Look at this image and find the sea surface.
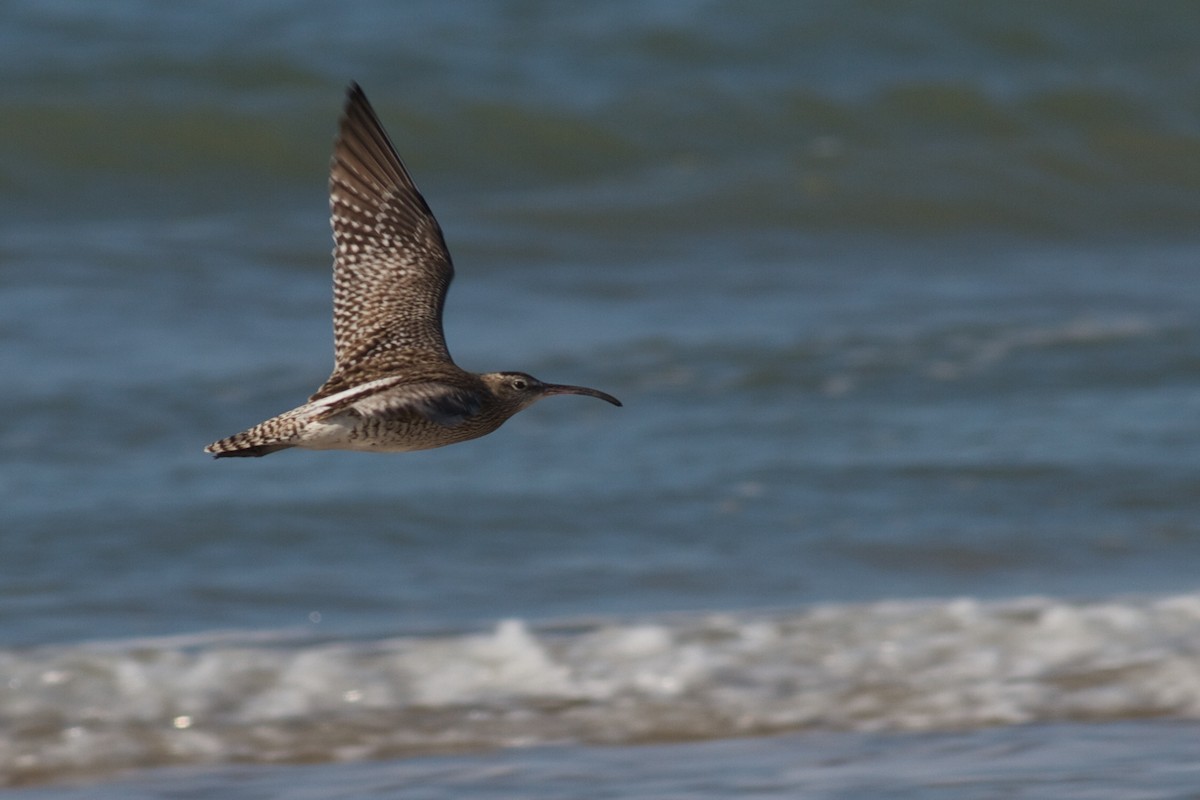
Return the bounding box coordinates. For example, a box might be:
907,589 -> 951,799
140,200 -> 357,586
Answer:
4,1 -> 1200,796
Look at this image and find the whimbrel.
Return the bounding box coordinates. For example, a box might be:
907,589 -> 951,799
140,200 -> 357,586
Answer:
205,84 -> 620,458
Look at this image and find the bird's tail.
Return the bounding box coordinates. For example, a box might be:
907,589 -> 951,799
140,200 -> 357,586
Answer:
204,411 -> 307,458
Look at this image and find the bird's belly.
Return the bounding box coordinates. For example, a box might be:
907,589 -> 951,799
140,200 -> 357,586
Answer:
296,413 -> 484,453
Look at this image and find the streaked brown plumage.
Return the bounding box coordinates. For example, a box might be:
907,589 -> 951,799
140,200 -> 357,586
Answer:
205,83 -> 620,458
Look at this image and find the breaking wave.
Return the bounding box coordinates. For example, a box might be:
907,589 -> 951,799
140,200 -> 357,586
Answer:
5,591 -> 1200,785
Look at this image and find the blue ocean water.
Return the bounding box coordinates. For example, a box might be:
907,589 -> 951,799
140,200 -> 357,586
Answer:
3,1 -> 1200,793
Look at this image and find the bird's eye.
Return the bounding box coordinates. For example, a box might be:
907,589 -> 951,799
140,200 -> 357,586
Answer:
511,377 -> 528,390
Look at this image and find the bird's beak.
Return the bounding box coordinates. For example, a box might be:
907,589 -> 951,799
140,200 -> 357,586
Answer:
542,383 -> 622,407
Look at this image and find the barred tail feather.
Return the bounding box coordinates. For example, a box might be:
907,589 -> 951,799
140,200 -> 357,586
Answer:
204,412 -> 307,458
206,438 -> 295,458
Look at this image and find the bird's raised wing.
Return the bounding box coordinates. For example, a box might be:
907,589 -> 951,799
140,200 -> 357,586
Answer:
311,83 -> 455,401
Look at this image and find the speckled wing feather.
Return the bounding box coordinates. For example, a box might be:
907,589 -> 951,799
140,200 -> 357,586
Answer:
310,83 -> 455,401
304,374 -> 482,427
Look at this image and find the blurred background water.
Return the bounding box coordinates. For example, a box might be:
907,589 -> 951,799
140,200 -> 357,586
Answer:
3,1 -> 1200,796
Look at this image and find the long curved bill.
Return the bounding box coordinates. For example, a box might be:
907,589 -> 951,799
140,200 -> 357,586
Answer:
542,383 -> 623,407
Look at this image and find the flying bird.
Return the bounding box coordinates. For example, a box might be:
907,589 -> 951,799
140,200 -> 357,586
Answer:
206,84 -> 620,458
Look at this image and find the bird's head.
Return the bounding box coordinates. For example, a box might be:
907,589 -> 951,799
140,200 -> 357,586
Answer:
480,371 -> 622,413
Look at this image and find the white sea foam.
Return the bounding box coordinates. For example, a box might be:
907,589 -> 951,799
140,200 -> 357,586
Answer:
4,592 -> 1200,785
